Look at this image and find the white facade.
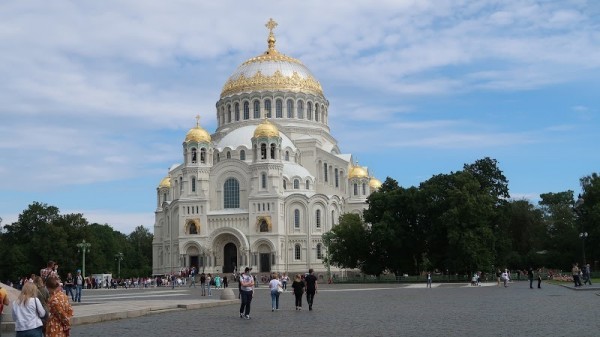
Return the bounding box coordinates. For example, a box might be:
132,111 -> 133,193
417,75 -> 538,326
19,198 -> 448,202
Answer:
152,21 -> 381,276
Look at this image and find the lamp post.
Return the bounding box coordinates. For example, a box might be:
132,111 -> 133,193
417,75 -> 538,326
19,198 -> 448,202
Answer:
579,232 -> 588,265
115,252 -> 124,278
574,195 -> 587,264
76,239 -> 91,279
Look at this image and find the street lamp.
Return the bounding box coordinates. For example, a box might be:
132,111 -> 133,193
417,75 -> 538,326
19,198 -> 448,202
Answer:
115,252 -> 124,278
76,239 -> 91,279
574,195 -> 587,264
579,232 -> 588,265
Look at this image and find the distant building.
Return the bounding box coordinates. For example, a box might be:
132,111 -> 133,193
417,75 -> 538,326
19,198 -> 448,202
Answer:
152,19 -> 381,276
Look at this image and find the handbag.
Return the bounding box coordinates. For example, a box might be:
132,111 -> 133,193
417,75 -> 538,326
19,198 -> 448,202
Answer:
34,298 -> 49,321
277,285 -> 284,293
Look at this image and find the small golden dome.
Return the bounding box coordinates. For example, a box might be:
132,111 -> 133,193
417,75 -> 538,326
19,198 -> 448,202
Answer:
369,177 -> 382,189
185,115 -> 211,143
254,119 -> 279,138
349,165 -> 368,179
158,176 -> 171,188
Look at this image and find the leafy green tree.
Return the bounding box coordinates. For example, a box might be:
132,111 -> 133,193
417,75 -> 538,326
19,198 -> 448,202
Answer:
579,173 -> 600,267
323,213 -> 369,271
538,191 -> 578,269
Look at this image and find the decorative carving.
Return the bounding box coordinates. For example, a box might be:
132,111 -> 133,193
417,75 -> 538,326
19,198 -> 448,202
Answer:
185,219 -> 201,235
221,70 -> 323,98
255,215 -> 272,232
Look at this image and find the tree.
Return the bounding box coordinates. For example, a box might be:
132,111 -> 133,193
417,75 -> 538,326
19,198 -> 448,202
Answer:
538,191 -> 578,269
579,173 -> 600,267
323,213 -> 369,271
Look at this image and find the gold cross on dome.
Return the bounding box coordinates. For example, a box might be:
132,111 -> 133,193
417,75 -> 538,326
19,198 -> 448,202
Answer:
195,114 -> 201,127
265,18 -> 278,34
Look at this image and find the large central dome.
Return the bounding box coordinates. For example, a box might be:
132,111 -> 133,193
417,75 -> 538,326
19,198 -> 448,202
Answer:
220,19 -> 323,99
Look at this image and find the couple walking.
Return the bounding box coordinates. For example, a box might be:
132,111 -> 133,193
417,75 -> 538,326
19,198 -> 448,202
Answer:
291,269 -> 318,311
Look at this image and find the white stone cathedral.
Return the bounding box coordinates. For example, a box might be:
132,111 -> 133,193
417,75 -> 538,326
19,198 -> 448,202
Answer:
152,19 -> 381,277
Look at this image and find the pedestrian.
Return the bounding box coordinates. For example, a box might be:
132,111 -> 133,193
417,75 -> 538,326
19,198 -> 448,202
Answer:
291,274 -> 305,310
74,270 -> 83,303
583,264 -> 592,285
239,267 -> 254,320
496,269 -> 501,287
501,269 -> 509,287
34,276 -> 49,334
572,263 -> 581,287
223,276 -> 228,288
40,261 -> 56,281
427,272 -> 432,288
45,277 -> 73,337
64,273 -> 75,301
189,268 -> 196,288
281,272 -> 289,291
1,283 -> 10,337
12,282 -> 46,337
170,274 -> 176,290
206,273 -> 213,296
528,267 -> 534,289
304,268 -> 318,311
268,272 -> 282,311
200,273 -> 206,296
537,268 -> 543,289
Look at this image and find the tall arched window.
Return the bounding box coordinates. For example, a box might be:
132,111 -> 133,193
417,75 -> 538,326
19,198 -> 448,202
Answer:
265,99 -> 272,118
283,180 -> 287,190
287,99 -> 294,118
306,180 -> 310,189
316,243 -> 323,259
362,183 -> 366,195
324,163 -> 328,182
354,183 -> 358,196
235,102 -> 240,121
226,151 -> 231,159
285,151 -> 289,161
200,148 -> 206,163
191,148 -> 197,163
294,244 -> 301,260
243,101 -> 250,120
260,143 -> 267,159
297,100 -> 304,119
261,173 -> 267,189
179,177 -> 183,192
224,178 -> 240,208
276,99 -> 283,118
315,104 -> 320,122
270,143 -> 276,159
307,102 -> 313,120
334,168 -> 339,187
294,179 -> 299,189
191,177 -> 196,192
240,150 -> 246,161
294,209 -> 300,228
227,105 -> 232,123
315,209 -> 321,228
331,210 -> 335,226
253,100 -> 260,119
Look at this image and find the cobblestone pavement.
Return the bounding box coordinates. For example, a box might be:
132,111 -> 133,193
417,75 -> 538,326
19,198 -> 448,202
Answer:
4,282 -> 600,336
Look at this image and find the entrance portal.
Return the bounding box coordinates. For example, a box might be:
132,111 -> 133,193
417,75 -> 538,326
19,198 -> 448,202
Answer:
260,253 -> 271,273
190,256 -> 199,269
223,243 -> 237,273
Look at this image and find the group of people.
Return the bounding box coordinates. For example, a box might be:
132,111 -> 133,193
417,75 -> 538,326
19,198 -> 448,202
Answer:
238,268 -> 318,320
9,260 -> 74,337
572,262 -> 593,287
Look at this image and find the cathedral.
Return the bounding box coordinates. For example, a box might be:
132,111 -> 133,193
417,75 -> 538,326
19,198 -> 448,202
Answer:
152,19 -> 381,277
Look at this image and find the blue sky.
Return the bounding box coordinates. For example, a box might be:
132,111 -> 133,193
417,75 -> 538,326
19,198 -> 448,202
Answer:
1,0 -> 599,234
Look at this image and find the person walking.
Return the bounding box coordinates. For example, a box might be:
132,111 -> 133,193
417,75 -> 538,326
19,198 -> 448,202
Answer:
572,263 -> 581,287
501,269 -> 510,287
537,268 -> 543,289
74,270 -> 83,303
304,268 -> 318,311
426,272 -> 432,288
45,277 -> 73,337
268,273 -> 282,311
528,267 -> 534,289
291,274 -> 305,310
64,273 -> 75,302
281,272 -> 289,291
583,264 -> 592,285
200,273 -> 206,296
188,268 -> 196,288
239,267 -> 254,320
206,273 -> 213,296
11,282 -> 46,337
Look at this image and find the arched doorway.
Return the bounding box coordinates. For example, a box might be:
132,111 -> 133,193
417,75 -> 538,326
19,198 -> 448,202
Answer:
223,242 -> 237,273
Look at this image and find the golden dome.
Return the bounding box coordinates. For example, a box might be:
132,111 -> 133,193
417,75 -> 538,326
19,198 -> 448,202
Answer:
158,176 -> 171,188
254,119 -> 279,138
185,115 -> 211,143
369,177 -> 382,189
349,165 -> 368,179
220,19 -> 323,99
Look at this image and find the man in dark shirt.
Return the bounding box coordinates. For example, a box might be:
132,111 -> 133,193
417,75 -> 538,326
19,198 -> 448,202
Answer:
304,268 -> 318,311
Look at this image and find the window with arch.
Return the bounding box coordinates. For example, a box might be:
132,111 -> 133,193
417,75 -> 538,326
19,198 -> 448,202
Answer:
191,177 -> 196,192
261,173 -> 267,189
315,209 -> 321,228
324,163 -> 328,182
240,150 -> 246,161
294,179 -> 299,189
259,220 -> 269,232
191,148 -> 197,163
179,177 -> 183,192
362,183 -> 366,195
316,243 -> 323,259
226,151 -> 231,159
307,102 -> 313,120
253,100 -> 260,119
283,179 -> 287,190
200,148 -> 206,163
305,180 -> 310,189
260,143 -> 267,159
189,222 -> 198,235
265,99 -> 272,118
276,99 -> 282,118
294,244 -> 301,260
331,210 -> 335,226
354,183 -> 358,196
285,151 -> 289,161
224,178 -> 240,208
227,105 -> 232,123
243,101 -> 250,120
315,104 -> 320,122
235,102 -> 240,121
270,143 -> 276,159
297,100 -> 304,119
335,168 -> 339,187
221,106 -> 225,125
287,99 -> 294,118
294,209 -> 300,228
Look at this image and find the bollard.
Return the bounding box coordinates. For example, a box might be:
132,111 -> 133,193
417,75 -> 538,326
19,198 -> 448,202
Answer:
220,287 -> 236,300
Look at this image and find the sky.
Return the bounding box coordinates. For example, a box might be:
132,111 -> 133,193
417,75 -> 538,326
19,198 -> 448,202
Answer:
1,0 -> 599,234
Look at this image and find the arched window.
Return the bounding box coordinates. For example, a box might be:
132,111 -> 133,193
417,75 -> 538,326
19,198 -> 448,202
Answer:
200,148 -> 206,163
307,102 -> 313,120
294,179 -> 299,189
253,100 -> 260,119
297,100 -> 304,119
179,177 -> 183,192
226,151 -> 231,159
306,180 -> 310,189
294,244 -> 301,260
324,163 -> 328,182
294,209 -> 300,228
224,178 -> 240,208
265,99 -> 272,118
227,105 -> 232,123
260,220 -> 269,232
261,173 -> 267,189
243,101 -> 250,120
316,243 -> 323,259
331,210 -> 335,226
362,183 -> 366,195
287,99 -> 294,118
335,168 -> 339,188
276,99 -> 282,118
240,150 -> 246,161
285,151 -> 289,161
189,222 -> 198,235
191,148 -> 197,163
283,180 -> 287,189
235,102 -> 240,121
315,209 -> 321,228
191,177 -> 196,192
220,107 -> 225,125
270,143 -> 276,159
315,104 -> 320,122
260,143 -> 267,159
354,183 -> 358,196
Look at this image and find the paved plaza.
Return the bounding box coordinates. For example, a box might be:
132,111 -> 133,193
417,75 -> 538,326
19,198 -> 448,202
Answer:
2,281 -> 599,336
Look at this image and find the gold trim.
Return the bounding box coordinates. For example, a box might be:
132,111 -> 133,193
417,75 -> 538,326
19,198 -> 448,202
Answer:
221,70 -> 323,98
255,215 -> 272,232
185,219 -> 201,235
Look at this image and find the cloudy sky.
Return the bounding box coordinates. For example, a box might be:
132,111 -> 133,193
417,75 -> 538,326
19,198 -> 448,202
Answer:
1,0 -> 598,234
